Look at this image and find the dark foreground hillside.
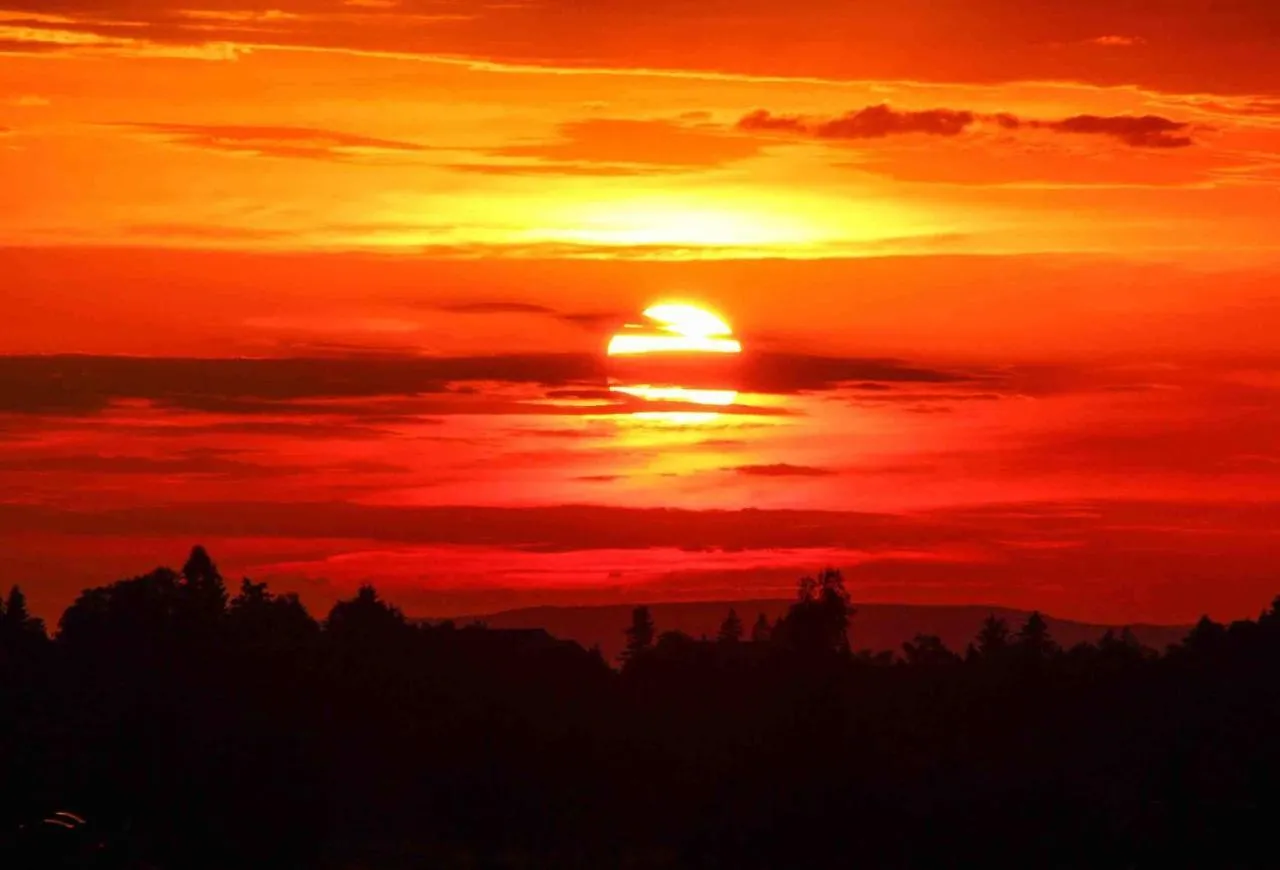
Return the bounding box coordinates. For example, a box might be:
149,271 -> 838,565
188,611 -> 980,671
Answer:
461,600 -> 1191,662
2,548 -> 1279,869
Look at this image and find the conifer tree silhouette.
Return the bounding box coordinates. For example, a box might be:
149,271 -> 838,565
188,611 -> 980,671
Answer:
718,608 -> 743,643
620,605 -> 656,662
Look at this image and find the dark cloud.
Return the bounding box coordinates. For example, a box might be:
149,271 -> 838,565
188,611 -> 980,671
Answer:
742,105 -> 975,139
738,105 -> 1196,149
740,353 -> 976,394
119,122 -> 428,161
847,390 -> 1007,406
732,463 -> 836,477
0,353 -> 979,416
735,111 -> 812,134
271,342 -> 435,360
0,354 -> 600,415
0,450 -> 247,475
556,311 -> 625,330
134,420 -> 419,439
544,389 -> 617,400
1043,114 -> 1194,148
3,499 -> 1276,559
0,449 -> 406,477
427,300 -> 624,331
506,427 -> 604,439
0,38 -> 77,54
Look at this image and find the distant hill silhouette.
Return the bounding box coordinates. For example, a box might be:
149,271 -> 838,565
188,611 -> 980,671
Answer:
452,600 -> 1192,662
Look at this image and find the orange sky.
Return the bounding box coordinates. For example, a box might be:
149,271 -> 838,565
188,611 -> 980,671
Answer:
2,1 -> 1279,626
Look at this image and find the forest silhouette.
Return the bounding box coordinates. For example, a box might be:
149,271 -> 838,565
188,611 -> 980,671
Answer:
3,547 -> 1280,868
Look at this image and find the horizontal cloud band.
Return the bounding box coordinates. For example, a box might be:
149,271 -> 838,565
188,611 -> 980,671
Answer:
738,104 -> 1196,148
0,353 -> 977,415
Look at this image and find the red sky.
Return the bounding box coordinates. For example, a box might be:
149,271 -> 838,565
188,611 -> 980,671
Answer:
2,1 -> 1279,625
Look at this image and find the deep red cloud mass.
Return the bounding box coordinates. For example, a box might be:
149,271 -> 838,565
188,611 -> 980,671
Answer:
0,353 -> 980,415
732,464 -> 837,477
738,106 -> 1195,148
739,107 -> 977,139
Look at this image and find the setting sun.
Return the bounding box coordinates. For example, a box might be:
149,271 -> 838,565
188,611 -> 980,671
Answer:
4,3 -> 1280,860
607,303 -> 743,356
605,302 -> 744,422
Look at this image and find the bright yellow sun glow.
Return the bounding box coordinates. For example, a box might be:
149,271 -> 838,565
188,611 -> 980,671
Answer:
607,302 -> 743,356
643,304 -> 732,337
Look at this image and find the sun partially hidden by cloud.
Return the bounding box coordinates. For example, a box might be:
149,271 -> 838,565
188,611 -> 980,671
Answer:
607,302 -> 744,423
607,302 -> 742,356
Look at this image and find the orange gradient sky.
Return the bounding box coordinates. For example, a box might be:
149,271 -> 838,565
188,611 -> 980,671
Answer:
2,1 -> 1279,625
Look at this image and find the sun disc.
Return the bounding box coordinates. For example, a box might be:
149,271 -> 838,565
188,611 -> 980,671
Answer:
643,303 -> 733,338
607,302 -> 742,357
605,302 -> 743,424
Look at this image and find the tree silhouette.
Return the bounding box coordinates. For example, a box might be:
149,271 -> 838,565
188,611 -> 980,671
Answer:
325,583 -> 406,644
718,608 -> 743,643
228,578 -> 319,649
776,567 -> 853,655
620,605 -> 655,662
10,544 -> 1280,870
180,544 -> 228,615
4,585 -> 25,621
0,585 -> 46,651
2,586 -> 42,634
1015,611 -> 1057,659
57,567 -> 183,653
975,614 -> 1011,658
901,633 -> 957,667
1259,595 -> 1280,627
654,629 -> 697,655
1179,614 -> 1227,656
1095,626 -> 1151,665
750,613 -> 772,643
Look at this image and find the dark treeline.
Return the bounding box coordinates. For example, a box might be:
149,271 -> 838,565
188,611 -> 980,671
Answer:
3,550 -> 1280,868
